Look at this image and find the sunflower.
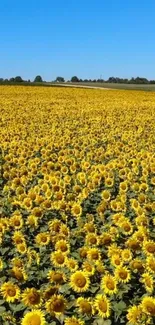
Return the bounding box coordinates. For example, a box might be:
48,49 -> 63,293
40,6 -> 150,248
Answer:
50,251 -> 66,267
107,244 -> 121,257
11,266 -> 27,282
143,240 -> 155,255
45,294 -> 66,315
141,296 -> 155,316
96,261 -> 105,274
22,288 -> 42,308
130,259 -> 144,273
48,219 -> 62,233
43,285 -> 59,300
12,230 -> 25,245
70,271 -> 90,292
146,256 -> 155,273
141,273 -> 154,293
111,254 -> 122,267
55,239 -> 70,254
35,232 -> 50,246
26,215 -> 38,228
105,177 -> 114,187
10,213 -> 23,229
0,258 -> 3,270
71,203 -> 82,218
101,275 -> 118,295
120,220 -> 133,235
126,238 -> 141,252
16,242 -> 27,254
94,294 -> 111,318
85,233 -> 99,246
47,270 -> 66,284
21,309 -> 46,325
64,316 -> 85,325
82,260 -> 95,275
126,305 -> 143,324
66,258 -> 78,272
83,222 -> 96,233
77,297 -> 93,315
115,266 -> 131,283
121,249 -> 132,262
79,246 -> 88,259
12,257 -> 23,268
101,190 -> 111,202
42,199 -> 52,210
99,233 -> 112,246
87,248 -> 101,262
1,281 -> 20,302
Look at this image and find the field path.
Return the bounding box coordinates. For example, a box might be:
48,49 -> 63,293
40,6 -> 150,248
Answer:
54,83 -> 113,90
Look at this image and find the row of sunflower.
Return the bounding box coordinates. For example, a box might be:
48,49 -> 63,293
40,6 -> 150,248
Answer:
0,85 -> 155,325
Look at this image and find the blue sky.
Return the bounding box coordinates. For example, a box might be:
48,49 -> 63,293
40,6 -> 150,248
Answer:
0,0 -> 155,81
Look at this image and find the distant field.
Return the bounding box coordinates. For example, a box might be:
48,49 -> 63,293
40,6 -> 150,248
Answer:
63,82 -> 155,91
1,82 -> 155,91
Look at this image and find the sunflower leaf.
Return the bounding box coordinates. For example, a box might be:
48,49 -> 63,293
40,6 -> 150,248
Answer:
0,306 -> 6,312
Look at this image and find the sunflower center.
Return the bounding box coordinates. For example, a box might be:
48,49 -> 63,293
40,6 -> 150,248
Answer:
53,273 -> 63,283
7,288 -> 16,297
98,300 -> 107,312
29,314 -> 41,325
75,275 -> 86,288
149,262 -> 155,271
81,302 -> 92,313
91,252 -> 99,260
146,303 -> 155,315
29,293 -> 40,304
53,299 -> 65,312
60,245 -> 67,252
56,255 -> 65,264
14,220 -> 20,226
145,278 -> 151,287
14,269 -> 23,280
41,236 -> 47,243
19,245 -> 26,252
147,245 -> 155,253
106,280 -> 115,290
123,224 -> 131,232
119,270 -> 127,279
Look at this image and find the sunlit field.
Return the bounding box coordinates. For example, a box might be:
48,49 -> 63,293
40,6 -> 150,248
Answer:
0,86 -> 155,325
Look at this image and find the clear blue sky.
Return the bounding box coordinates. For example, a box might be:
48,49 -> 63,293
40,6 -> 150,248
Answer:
0,0 -> 155,81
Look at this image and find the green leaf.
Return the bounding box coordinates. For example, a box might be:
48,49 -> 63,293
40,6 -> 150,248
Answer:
93,319 -> 111,325
0,300 -> 5,305
9,303 -> 26,312
90,285 -> 99,293
0,306 -> 6,313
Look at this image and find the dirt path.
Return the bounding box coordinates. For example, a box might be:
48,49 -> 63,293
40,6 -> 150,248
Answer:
55,83 -> 112,90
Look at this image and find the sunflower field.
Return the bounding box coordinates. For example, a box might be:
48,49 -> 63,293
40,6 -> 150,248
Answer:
0,86 -> 155,325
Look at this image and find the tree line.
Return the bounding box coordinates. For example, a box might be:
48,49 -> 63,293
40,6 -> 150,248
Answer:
0,75 -> 155,84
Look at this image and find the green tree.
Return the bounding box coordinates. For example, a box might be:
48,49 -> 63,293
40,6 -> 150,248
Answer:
14,76 -> 23,82
71,76 -> 79,82
56,76 -> 65,82
34,75 -> 43,82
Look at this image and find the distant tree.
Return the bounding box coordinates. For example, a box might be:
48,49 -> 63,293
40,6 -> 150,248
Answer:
79,79 -> 83,82
28,79 -> 31,83
84,79 -> 88,82
71,76 -> 79,82
9,77 -> 15,82
34,75 -> 43,82
93,79 -> 96,82
56,76 -> 65,82
14,76 -> 23,82
0,78 -> 4,82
